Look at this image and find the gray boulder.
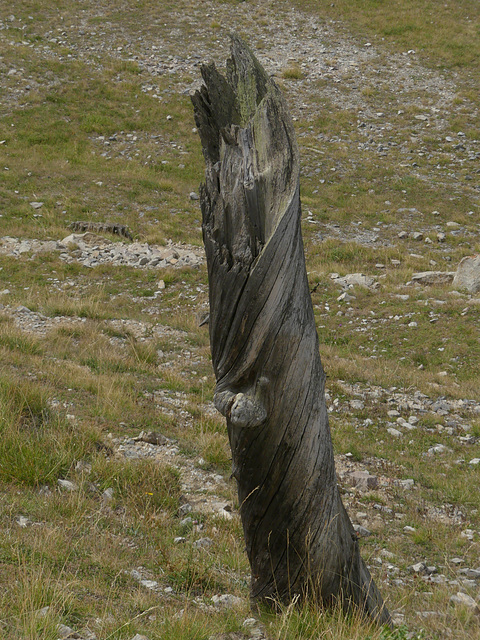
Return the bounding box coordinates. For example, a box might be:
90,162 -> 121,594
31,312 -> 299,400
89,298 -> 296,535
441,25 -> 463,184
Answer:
453,254 -> 480,293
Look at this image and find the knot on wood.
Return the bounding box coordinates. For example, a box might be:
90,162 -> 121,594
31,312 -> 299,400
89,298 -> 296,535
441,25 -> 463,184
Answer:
214,384 -> 267,429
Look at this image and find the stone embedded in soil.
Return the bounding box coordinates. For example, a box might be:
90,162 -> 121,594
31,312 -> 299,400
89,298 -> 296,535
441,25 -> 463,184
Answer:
409,562 -> 428,575
211,594 -> 244,609
177,503 -> 192,517
450,592 -> 479,610
194,537 -> 213,549
349,470 -> 378,491
57,479 -> 77,491
411,271 -> 455,285
453,254 -> 480,294
353,523 -> 372,537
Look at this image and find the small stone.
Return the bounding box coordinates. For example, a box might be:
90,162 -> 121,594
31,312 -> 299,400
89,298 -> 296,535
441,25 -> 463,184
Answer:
140,579 -> 158,590
189,191 -> 200,201
469,458 -> 480,465
130,635 -> 151,640
102,488 -> 114,502
57,624 -> 74,639
349,399 -> 364,410
134,431 -> 169,446
178,503 -> 192,517
211,594 -> 243,608
404,526 -> 416,533
460,568 -> 480,580
353,524 -> 371,537
350,471 -> 378,491
57,479 -> 77,491
16,515 -> 31,527
180,517 -> 193,528
450,557 -> 464,566
437,232 -> 446,242
427,444 -> 448,455
450,592 -> 478,610
391,613 -> 405,626
387,428 -> 403,438
194,537 -> 213,549
157,279 -> 165,289
174,537 -> 186,544
461,529 -> 475,540
29,201 -> 44,209
411,231 -> 423,241
409,562 -> 427,575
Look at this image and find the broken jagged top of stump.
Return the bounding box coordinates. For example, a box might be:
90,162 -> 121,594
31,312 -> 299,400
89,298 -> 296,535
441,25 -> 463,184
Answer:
192,35 -> 300,250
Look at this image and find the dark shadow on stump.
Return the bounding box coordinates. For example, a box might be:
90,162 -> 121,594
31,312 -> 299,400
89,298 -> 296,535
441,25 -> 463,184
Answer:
192,35 -> 391,626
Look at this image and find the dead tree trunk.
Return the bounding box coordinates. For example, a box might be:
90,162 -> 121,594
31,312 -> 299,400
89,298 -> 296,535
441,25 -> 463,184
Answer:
192,36 -> 391,626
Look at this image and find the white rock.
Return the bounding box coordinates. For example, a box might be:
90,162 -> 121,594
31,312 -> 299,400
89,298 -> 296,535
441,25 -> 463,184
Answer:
57,479 -> 77,491
140,579 -> 158,590
16,515 -> 31,527
335,273 -> 376,289
387,428 -> 403,438
450,592 -> 478,609
427,444 -> 449,455
212,594 -> 243,609
409,562 -> 427,574
453,254 -> 480,294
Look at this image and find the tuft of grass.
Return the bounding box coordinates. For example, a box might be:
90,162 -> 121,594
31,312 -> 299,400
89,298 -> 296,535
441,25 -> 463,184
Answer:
0,376 -> 99,486
282,64 -> 304,80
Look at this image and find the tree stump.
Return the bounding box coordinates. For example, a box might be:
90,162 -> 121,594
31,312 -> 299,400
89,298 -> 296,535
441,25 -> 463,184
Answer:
192,36 -> 391,625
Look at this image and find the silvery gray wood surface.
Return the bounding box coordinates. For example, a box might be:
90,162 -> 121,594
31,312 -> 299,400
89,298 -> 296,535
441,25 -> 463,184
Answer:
192,36 -> 390,625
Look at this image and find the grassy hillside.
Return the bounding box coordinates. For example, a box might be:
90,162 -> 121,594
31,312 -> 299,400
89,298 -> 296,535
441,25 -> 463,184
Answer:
1,1 -> 479,638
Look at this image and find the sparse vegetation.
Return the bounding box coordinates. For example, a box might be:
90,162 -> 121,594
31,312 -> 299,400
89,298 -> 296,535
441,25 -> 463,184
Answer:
1,0 -> 480,638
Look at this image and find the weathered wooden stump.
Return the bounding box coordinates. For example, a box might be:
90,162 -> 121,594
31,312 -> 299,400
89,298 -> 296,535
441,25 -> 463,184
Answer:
192,36 -> 391,625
